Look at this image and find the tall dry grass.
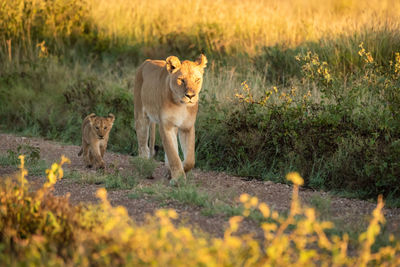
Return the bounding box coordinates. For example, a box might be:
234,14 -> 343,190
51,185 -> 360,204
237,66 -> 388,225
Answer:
87,0 -> 400,54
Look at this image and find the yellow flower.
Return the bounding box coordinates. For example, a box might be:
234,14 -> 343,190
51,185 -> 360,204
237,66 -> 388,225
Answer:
286,172 -> 304,186
228,216 -> 243,232
168,209 -> 178,219
239,193 -> 250,203
96,188 -> 108,202
258,203 -> 270,218
250,196 -> 258,207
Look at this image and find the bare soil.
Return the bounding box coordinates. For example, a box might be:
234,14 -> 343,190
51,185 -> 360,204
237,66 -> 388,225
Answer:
1,133 -> 399,239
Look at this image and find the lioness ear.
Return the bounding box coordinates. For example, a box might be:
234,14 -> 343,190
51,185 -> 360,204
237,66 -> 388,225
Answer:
108,113 -> 115,123
196,54 -> 207,69
166,56 -> 181,73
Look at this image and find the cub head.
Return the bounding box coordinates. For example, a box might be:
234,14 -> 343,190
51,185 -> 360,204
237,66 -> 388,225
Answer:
88,113 -> 115,139
165,54 -> 207,105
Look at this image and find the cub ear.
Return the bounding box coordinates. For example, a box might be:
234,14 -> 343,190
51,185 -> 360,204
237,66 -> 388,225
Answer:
87,113 -> 96,124
166,56 -> 181,73
108,113 -> 115,123
195,54 -> 207,69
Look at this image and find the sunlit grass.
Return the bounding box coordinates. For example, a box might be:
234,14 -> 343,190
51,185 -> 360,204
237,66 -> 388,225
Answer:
87,0 -> 400,54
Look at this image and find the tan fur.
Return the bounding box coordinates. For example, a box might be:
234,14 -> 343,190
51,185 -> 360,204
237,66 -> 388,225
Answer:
78,113 -> 115,169
134,54 -> 207,181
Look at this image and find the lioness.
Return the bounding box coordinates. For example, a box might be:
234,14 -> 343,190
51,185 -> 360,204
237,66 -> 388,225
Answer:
134,54 -> 207,182
78,113 -> 115,169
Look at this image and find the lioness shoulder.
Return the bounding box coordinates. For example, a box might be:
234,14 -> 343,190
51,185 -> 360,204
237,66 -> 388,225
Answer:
134,54 -> 207,182
78,113 -> 115,169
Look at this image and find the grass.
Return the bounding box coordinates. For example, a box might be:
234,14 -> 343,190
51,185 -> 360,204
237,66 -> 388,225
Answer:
64,171 -> 138,189
128,177 -> 400,252
307,194 -> 332,220
64,156 -> 157,189
130,157 -> 158,179
129,179 -> 274,223
1,0 -> 400,205
0,145 -> 47,176
129,181 -> 209,207
308,194 -> 400,251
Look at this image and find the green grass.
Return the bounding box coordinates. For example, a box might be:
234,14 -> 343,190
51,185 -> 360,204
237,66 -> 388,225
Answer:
0,145 -> 48,176
306,197 -> 400,252
65,170 -> 138,190
63,157 -> 157,189
130,182 -> 208,206
130,157 -> 158,179
128,180 -> 399,252
129,180 -> 269,223
307,194 -> 332,220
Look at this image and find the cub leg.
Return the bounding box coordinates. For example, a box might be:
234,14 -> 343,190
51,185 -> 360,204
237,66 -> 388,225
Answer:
135,114 -> 151,158
178,127 -> 195,173
100,143 -> 107,158
83,142 -> 92,168
90,143 -> 105,169
160,124 -> 184,180
89,150 -> 94,168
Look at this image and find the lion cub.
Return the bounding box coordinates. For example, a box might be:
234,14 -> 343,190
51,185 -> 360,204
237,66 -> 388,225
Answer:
78,113 -> 115,169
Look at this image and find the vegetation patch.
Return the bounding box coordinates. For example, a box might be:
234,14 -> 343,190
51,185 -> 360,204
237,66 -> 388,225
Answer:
0,144 -> 47,175
1,158 -> 399,266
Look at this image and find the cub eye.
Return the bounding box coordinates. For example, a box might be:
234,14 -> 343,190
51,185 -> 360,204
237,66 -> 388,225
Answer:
179,78 -> 185,84
104,127 -> 107,130
95,126 -> 99,130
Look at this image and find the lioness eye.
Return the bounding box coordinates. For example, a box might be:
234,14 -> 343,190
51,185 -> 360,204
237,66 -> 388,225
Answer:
96,126 -> 99,130
195,78 -> 201,83
179,78 -> 185,84
104,127 -> 107,129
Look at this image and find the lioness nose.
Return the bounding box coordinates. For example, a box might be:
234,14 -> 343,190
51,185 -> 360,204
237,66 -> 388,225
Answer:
185,93 -> 195,99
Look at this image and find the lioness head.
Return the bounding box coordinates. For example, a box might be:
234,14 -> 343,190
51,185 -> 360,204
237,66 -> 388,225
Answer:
88,113 -> 115,139
165,54 -> 207,105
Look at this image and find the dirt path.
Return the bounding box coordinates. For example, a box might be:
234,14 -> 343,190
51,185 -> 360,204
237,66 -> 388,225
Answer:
1,133 -> 399,239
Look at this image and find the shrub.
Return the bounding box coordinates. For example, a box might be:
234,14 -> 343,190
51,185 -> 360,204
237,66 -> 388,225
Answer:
194,46 -> 400,201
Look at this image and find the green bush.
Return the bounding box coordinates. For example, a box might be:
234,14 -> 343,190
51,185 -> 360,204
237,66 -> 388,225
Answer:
194,47 -> 400,201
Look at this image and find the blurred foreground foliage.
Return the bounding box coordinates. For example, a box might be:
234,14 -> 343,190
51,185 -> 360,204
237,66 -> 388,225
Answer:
1,156 -> 400,266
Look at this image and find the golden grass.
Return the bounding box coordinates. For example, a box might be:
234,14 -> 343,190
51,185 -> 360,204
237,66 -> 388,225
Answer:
88,0 -> 400,54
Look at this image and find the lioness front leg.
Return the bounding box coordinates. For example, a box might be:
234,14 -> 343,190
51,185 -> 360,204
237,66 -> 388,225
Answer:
160,124 -> 185,180
179,127 -> 195,173
135,114 -> 151,158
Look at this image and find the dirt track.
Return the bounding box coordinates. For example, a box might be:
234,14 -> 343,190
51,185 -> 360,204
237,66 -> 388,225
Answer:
0,133 -> 399,238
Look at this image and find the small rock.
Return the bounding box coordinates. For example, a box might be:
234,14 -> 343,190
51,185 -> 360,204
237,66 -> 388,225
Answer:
264,181 -> 273,186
